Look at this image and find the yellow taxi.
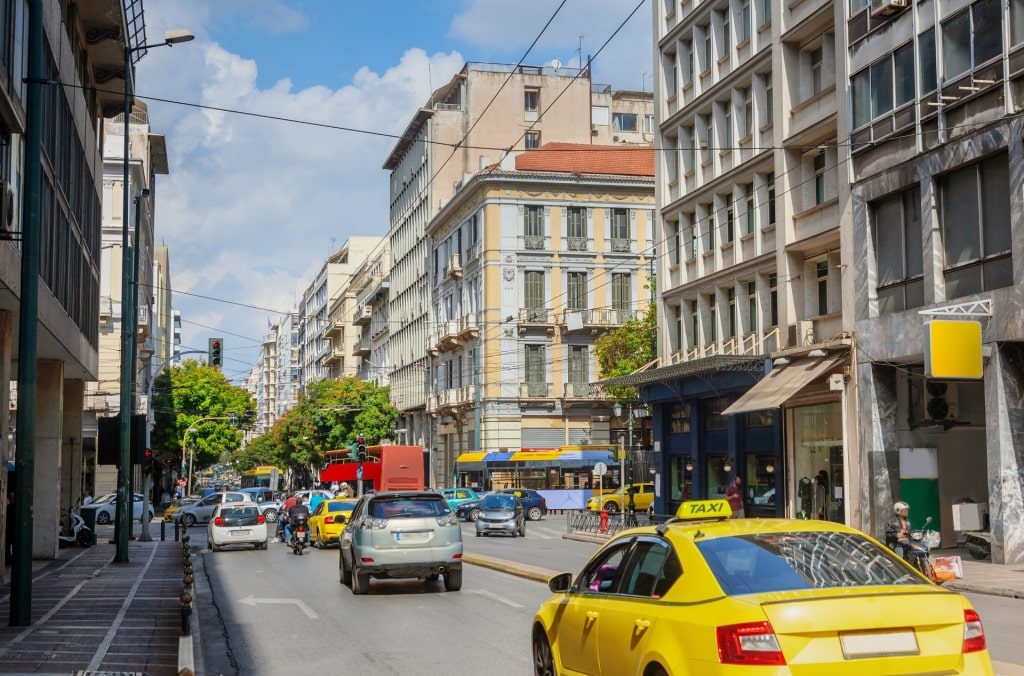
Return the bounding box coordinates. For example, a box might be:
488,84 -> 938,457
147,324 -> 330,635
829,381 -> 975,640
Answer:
585,482 -> 655,513
532,499 -> 993,675
308,498 -> 357,548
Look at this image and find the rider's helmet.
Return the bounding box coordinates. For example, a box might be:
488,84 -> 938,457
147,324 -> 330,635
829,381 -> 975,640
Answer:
893,501 -> 910,514
340,482 -> 348,489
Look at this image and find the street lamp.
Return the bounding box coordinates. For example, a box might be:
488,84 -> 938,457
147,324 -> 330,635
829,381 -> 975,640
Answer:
613,401 -> 646,526
116,28 -> 193,563
180,416 -> 232,497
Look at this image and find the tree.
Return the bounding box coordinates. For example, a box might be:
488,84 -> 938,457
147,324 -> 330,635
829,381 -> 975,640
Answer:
233,376 -> 398,483
594,301 -> 657,403
151,360 -> 255,474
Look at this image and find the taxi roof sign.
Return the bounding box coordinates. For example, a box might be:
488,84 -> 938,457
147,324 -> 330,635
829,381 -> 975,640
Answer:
675,499 -> 732,520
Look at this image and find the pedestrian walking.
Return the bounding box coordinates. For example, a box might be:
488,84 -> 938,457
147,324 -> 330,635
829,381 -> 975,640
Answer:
726,476 -> 745,518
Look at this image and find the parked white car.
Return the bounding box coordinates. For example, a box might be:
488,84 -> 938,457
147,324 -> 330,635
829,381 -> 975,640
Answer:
174,490 -> 254,527
82,493 -> 154,525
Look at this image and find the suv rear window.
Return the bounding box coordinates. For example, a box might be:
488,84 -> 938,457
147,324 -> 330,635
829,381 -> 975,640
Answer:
697,532 -> 930,595
369,496 -> 449,519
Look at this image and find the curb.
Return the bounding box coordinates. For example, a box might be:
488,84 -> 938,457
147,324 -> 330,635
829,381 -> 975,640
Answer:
178,635 -> 194,676
461,552 -> 559,583
995,660 -> 1024,676
944,581 -> 1024,600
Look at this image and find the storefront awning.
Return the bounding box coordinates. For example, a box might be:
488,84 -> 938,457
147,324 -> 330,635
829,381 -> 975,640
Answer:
722,355 -> 844,415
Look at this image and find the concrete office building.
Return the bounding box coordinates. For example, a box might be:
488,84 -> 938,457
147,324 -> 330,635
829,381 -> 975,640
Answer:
845,0 -> 1024,562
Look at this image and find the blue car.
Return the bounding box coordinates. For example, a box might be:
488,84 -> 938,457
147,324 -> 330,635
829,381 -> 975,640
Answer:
456,488 -> 548,522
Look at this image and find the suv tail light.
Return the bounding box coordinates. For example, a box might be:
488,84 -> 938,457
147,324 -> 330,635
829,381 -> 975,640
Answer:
213,517 -> 224,527
360,516 -> 389,530
963,609 -> 986,653
717,621 -> 786,665
436,512 -> 458,527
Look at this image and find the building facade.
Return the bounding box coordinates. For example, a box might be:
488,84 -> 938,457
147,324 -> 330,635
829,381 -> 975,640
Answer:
1,0 -> 133,567
644,0 -> 858,523
845,0 -> 1024,562
427,144 -> 655,488
383,62 -> 655,485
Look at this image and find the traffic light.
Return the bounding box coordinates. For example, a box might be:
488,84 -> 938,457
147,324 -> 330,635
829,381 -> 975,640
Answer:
208,337 -> 224,368
357,435 -> 366,463
143,449 -> 154,475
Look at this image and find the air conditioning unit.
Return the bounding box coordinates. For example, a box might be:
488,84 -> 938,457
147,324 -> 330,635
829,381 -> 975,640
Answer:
925,381 -> 959,421
789,320 -> 815,346
0,179 -> 15,239
871,0 -> 908,19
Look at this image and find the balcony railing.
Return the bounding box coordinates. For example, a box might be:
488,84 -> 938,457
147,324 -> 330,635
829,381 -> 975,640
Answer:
669,326 -> 781,365
561,307 -> 636,330
458,312 -> 479,339
563,381 -> 600,398
352,338 -> 371,356
566,236 -> 590,252
353,305 -> 372,325
520,382 -> 553,398
609,238 -> 631,253
518,307 -> 554,325
524,235 -> 545,250
466,241 -> 483,262
446,252 -> 463,279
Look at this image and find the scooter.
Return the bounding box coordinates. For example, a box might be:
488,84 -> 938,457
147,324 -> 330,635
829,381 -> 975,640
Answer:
904,516 -> 941,584
58,505 -> 95,548
963,530 -> 992,560
289,513 -> 309,555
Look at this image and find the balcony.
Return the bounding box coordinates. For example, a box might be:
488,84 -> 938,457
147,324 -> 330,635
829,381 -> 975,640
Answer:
352,337 -> 371,356
322,319 -> 345,339
520,382 -> 554,400
561,307 -> 636,332
609,238 -> 631,253
434,320 -> 462,353
99,295 -> 113,319
353,305 -> 372,325
517,307 -> 555,331
566,236 -> 591,252
465,241 -> 483,263
457,312 -> 479,339
563,381 -> 601,399
668,326 -> 781,365
523,235 -> 546,250
446,253 -> 463,279
427,385 -> 476,414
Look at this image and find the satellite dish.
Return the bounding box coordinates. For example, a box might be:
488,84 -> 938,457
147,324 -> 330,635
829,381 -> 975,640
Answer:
551,58 -> 562,70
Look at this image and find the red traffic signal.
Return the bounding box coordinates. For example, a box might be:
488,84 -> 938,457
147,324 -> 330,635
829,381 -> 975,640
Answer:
208,337 -> 224,368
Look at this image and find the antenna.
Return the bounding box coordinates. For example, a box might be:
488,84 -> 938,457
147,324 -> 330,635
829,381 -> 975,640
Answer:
578,35 -> 586,71
551,58 -> 562,70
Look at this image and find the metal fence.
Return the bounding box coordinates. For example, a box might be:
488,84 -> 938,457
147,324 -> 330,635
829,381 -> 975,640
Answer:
566,510 -> 662,537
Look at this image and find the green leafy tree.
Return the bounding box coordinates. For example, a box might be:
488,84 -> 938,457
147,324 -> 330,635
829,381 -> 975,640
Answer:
594,301 -> 657,403
231,376 -> 398,482
151,360 -> 255,474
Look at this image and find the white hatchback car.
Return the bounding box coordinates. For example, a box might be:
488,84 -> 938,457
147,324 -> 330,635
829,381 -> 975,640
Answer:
207,502 -> 268,551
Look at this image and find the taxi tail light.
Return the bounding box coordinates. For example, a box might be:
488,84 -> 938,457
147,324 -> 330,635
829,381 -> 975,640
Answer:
717,621 -> 786,666
256,515 -> 266,525
324,516 -> 335,524
213,517 -> 224,527
963,609 -> 986,653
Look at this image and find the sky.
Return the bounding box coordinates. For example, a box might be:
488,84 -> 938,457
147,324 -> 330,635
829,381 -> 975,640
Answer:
136,0 -> 654,385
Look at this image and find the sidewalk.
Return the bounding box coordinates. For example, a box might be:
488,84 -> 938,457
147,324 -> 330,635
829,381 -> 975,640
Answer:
0,526 -> 196,676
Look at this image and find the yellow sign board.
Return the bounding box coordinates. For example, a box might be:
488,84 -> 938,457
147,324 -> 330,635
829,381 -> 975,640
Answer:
925,320 -> 983,379
675,499 -> 732,519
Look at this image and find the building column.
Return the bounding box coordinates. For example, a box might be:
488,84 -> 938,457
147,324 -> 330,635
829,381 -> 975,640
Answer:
984,342 -> 1024,564
33,360 -> 63,559
0,311 -> 12,583
857,361 -> 900,539
61,380 -> 84,508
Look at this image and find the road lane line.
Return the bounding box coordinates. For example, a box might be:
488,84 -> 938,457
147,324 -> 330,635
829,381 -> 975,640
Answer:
467,588 -> 525,608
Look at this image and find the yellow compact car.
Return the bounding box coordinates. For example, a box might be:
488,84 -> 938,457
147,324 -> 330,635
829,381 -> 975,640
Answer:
585,482 -> 656,513
308,498 -> 357,548
533,499 -> 993,675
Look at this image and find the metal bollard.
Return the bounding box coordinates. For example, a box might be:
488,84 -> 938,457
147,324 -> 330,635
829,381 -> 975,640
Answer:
160,519 -> 166,541
174,520 -> 180,542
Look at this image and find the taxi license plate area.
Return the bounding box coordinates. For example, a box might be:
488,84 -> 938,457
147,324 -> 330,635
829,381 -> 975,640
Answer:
840,630 -> 919,659
230,530 -> 252,537
394,531 -> 430,542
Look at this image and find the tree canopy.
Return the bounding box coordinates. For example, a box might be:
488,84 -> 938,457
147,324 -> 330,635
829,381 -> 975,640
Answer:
236,376 -> 398,483
594,300 -> 657,403
150,360 -> 255,474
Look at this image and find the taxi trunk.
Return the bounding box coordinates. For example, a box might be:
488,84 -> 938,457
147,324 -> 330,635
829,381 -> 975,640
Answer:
752,588 -> 981,674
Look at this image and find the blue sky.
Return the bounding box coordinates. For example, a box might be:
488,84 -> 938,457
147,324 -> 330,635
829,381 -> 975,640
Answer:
137,0 -> 653,384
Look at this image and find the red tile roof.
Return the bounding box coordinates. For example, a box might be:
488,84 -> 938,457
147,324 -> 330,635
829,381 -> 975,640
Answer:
514,143 -> 654,177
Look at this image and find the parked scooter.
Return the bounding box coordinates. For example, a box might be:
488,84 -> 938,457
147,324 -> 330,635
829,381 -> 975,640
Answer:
963,530 -> 992,560
59,505 -> 95,547
289,513 -> 309,555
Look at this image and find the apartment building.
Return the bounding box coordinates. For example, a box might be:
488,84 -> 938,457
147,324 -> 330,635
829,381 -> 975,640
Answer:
426,144 -> 654,488
351,245 -> 391,386
383,61 -> 654,483
0,1 -> 131,563
91,102 -> 169,496
846,0 -> 1024,563
636,0 -> 857,523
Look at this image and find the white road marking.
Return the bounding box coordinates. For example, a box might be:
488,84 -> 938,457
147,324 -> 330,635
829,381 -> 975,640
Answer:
467,588 -> 525,608
238,594 -> 319,619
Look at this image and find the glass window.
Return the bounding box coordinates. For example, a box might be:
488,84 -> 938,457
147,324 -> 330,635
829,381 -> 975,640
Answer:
725,202 -> 734,243
814,152 -> 826,204
942,9 -> 973,79
851,68 -> 870,128
568,346 -> 588,386
524,89 -> 539,112
705,396 -> 728,431
613,113 -> 639,132
741,0 -> 751,41
525,205 -> 544,239
746,453 -> 777,507
791,402 -> 843,522
524,271 -> 545,316
708,294 -> 717,341
682,40 -> 693,83
1014,0 -> 1024,46
766,172 -> 776,225
721,8 -> 731,53
870,58 -> 893,118
701,113 -> 713,161
745,183 -> 755,234
764,73 -> 773,125
747,280 -> 757,332
816,260 -> 829,316
973,0 -> 1003,65
705,204 -> 716,249
723,103 -> 732,147
703,25 -> 712,70
690,299 -> 699,344
873,186 -> 924,315
940,152 -> 1012,298
567,271 -> 588,311
670,456 -> 694,502
567,206 -> 587,247
525,344 -> 546,385
810,47 -> 824,95
768,272 -> 778,326
610,209 -> 629,247
759,0 -> 771,26
612,273 -> 631,322
618,540 -> 681,597
742,87 -> 752,137
893,43 -> 915,107
919,29 -> 937,95
728,287 -> 737,337
573,541 -> 631,594
525,130 -> 540,149
669,402 -> 691,433
644,114 -> 656,134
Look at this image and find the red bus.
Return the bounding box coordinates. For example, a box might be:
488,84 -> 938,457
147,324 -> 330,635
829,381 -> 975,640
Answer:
320,445 -> 425,492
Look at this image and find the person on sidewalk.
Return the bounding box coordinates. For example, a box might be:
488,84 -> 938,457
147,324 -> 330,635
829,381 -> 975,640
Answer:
725,476 -> 745,518
81,489 -> 94,506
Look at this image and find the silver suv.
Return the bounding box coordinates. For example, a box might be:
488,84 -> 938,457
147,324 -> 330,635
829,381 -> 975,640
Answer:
339,491 -> 463,594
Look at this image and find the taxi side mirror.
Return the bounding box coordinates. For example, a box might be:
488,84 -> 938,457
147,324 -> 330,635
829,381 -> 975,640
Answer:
548,572 -> 573,593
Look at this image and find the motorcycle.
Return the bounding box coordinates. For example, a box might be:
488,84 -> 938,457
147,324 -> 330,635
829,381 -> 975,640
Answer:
58,505 -> 95,548
896,516 -> 942,584
289,513 -> 309,555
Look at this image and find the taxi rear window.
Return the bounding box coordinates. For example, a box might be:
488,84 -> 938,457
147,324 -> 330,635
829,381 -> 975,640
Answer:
696,532 -> 930,595
328,502 -> 355,513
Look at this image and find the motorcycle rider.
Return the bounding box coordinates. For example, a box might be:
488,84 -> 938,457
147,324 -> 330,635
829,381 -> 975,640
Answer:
284,495 -> 311,546
885,501 -> 912,560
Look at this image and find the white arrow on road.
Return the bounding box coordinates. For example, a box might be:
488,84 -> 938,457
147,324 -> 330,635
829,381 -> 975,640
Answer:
238,595 -> 319,619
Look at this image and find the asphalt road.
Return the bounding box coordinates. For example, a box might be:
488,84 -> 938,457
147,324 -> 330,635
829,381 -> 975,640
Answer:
188,516 -> 1024,674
